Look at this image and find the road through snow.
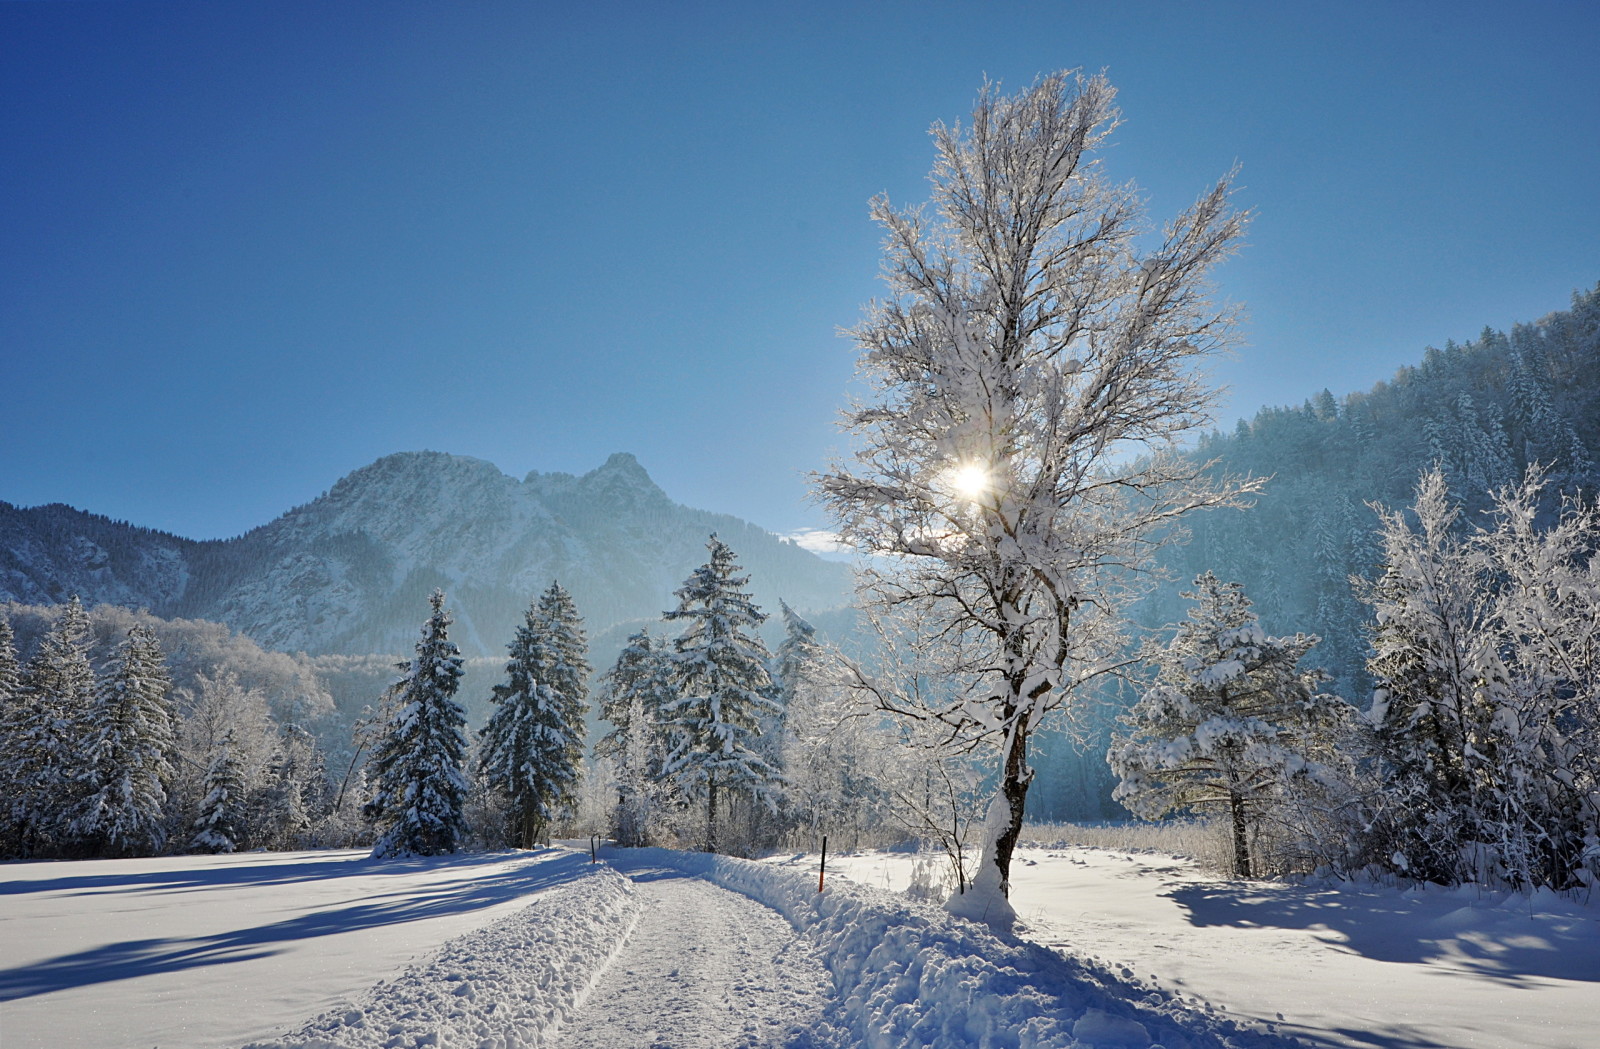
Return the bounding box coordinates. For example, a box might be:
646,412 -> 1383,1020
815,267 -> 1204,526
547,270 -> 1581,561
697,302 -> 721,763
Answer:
555,858 -> 830,1049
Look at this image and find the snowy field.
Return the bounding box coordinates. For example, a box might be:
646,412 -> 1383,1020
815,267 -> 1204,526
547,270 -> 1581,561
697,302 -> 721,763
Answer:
811,846 -> 1600,1049
3,843 -> 1597,1049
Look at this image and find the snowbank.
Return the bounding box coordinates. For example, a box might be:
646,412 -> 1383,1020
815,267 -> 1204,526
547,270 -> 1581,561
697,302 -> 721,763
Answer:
243,857 -> 639,1049
633,847 -> 1296,1049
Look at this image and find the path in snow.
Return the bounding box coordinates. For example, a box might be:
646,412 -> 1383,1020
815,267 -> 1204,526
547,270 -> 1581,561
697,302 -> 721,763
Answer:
554,859 -> 831,1049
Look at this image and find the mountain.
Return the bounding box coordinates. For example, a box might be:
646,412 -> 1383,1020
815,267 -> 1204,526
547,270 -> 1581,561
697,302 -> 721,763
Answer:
0,451 -> 852,658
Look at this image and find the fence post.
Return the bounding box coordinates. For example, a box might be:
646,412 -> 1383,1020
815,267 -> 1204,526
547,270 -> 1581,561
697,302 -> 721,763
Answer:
818,834 -> 828,893
590,834 -> 598,864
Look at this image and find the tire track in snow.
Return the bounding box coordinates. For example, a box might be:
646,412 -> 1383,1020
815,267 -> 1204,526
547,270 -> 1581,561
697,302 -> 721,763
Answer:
553,865 -> 830,1049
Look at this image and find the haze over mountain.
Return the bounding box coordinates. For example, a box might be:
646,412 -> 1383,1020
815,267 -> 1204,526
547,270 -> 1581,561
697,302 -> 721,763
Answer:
0,451 -> 852,658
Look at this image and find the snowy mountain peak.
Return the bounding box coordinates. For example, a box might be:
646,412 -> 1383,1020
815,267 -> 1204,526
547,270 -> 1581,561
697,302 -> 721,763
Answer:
1,451 -> 851,659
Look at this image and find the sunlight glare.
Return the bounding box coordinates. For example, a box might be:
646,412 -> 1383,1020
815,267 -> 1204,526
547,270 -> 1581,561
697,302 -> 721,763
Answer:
948,462 -> 990,503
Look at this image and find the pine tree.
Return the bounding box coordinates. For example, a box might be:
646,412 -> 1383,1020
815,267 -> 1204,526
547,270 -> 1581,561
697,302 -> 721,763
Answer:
663,535 -> 781,853
594,629 -> 676,846
73,625 -> 176,856
9,597 -> 98,855
367,589 -> 469,858
190,728 -> 246,854
479,582 -> 590,848
1109,574 -> 1354,878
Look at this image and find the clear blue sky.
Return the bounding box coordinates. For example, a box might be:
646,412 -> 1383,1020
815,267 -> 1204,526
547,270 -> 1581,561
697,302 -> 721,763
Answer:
3,1 -> 1596,541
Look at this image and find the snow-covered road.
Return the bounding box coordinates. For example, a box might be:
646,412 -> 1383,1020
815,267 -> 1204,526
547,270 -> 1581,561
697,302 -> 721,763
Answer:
554,859 -> 828,1049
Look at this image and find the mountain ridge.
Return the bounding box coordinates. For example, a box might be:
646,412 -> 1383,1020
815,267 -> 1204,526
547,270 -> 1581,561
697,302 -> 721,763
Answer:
0,451 -> 852,658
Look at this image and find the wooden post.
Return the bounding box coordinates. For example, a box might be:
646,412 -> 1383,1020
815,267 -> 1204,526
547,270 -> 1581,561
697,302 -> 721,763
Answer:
818,834 -> 828,893
590,834 -> 598,864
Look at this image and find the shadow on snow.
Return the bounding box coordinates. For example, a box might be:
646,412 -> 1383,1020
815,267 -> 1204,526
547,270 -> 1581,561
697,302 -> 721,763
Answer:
0,849 -> 589,1001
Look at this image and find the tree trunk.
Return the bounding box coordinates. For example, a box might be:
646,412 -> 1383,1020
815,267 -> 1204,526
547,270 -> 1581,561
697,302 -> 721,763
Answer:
1228,780 -> 1252,878
706,780 -> 719,853
986,720 -> 1033,897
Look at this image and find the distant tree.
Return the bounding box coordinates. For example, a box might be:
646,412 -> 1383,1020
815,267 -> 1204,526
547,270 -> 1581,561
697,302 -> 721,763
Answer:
594,629 -> 676,846
818,71 -> 1252,914
190,728 -> 246,854
367,589 -> 469,858
72,625 -> 176,857
1109,574 -> 1354,878
663,535 -> 781,853
479,582 -> 590,848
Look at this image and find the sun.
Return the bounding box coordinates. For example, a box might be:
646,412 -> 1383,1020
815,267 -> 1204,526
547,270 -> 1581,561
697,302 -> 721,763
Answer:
947,462 -> 991,503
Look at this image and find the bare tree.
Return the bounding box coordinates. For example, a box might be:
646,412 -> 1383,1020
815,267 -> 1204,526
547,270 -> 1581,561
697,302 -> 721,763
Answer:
819,71 -> 1254,919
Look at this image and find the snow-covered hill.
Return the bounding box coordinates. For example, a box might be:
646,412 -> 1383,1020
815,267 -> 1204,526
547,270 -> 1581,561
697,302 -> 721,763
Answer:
0,451 -> 851,656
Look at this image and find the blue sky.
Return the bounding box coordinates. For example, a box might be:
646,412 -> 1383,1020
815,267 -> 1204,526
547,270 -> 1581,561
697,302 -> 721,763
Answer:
2,1 -> 1596,541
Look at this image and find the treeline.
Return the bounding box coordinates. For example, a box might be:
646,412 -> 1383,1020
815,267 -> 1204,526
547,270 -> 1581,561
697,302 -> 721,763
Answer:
1157,282 -> 1600,696
0,598 -> 353,858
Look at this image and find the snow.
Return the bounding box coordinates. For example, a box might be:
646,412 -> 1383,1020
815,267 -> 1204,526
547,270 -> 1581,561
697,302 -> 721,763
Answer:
6,840 -> 1598,1049
815,845 -> 1600,1049
0,848 -> 603,1049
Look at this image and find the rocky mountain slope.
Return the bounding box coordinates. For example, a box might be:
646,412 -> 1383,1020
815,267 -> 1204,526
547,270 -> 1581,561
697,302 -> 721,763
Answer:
0,451 -> 852,657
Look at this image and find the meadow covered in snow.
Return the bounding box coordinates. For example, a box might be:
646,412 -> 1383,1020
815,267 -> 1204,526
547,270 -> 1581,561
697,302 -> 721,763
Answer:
4,841 -> 1596,1049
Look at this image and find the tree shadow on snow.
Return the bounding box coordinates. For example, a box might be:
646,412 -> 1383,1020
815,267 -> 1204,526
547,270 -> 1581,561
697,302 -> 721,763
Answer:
1165,880 -> 1600,987
0,848 -> 589,1001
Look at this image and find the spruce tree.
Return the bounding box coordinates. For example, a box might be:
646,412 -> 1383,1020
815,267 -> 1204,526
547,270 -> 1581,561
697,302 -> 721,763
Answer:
190,728 -> 246,854
479,582 -> 590,849
594,629 -> 676,845
663,534 -> 781,853
73,625 -> 176,856
1109,574 -> 1353,877
367,589 -> 469,858
0,614 -> 24,856
11,597 -> 98,855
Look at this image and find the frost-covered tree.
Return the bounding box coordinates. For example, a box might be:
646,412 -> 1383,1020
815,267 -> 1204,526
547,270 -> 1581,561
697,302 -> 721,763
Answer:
817,71 -> 1252,915
663,535 -> 782,853
7,596 -> 98,854
190,728 -> 246,854
0,614 -> 24,853
1365,466 -> 1600,888
1109,575 -> 1354,877
594,629 -> 676,846
479,582 -> 590,848
72,625 -> 176,857
367,589 -> 469,858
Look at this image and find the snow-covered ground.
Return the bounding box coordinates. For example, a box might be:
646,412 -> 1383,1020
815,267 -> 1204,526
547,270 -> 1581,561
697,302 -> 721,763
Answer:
0,848 -> 604,1049
812,846 -> 1600,1049
5,842 -> 1596,1049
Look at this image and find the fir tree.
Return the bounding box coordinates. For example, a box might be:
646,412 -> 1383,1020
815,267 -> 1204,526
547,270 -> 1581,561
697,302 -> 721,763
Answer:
594,629 -> 677,846
1109,574 -> 1354,878
663,534 -> 781,853
73,625 -> 176,857
367,589 -> 469,858
10,597 -> 97,854
0,614 -> 24,856
479,582 -> 590,849
190,728 -> 246,854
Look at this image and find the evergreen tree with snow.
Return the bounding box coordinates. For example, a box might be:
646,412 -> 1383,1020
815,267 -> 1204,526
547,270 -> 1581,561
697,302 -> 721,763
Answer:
663,534 -> 781,853
72,625 -> 176,857
0,614 -> 25,856
479,581 -> 590,849
8,597 -> 98,855
190,728 -> 246,853
594,629 -> 676,846
367,589 -> 469,858
1110,574 -> 1354,877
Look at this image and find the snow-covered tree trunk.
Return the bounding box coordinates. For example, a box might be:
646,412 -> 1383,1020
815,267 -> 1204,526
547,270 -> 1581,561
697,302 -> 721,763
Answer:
819,72 -> 1253,918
